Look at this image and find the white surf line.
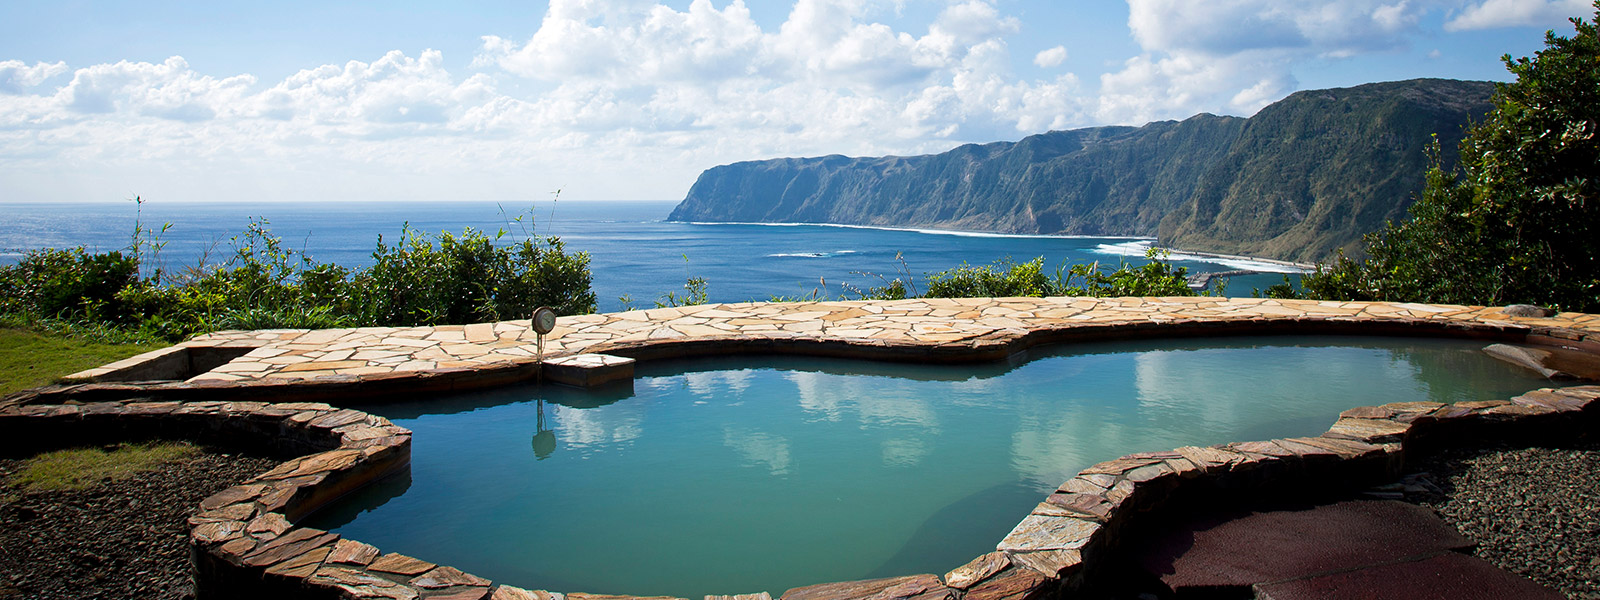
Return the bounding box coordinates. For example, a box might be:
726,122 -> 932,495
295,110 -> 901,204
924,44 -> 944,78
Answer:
1091,240 -> 1313,273
684,220 -> 1156,241
766,250 -> 860,258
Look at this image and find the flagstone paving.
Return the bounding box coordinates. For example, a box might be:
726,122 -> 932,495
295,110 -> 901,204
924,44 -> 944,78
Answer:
65,297 -> 1600,388
9,297 -> 1600,600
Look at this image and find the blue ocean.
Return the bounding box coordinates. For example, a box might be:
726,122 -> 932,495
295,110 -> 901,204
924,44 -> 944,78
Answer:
0,200 -> 1301,312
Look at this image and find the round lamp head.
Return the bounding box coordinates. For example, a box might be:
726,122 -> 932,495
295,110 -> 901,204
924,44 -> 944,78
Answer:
531,306 -> 558,335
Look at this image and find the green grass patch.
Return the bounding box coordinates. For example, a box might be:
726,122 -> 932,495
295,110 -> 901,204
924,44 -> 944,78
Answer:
10,442 -> 199,493
0,327 -> 168,396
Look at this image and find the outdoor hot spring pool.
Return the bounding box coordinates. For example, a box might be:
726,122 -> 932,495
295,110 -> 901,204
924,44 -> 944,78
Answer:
304,335 -> 1558,597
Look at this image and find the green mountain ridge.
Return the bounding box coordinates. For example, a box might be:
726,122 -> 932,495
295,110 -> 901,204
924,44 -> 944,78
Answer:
667,78 -> 1495,264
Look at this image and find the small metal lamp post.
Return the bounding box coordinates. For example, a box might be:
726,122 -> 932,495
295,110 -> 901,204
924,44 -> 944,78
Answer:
531,306 -> 557,364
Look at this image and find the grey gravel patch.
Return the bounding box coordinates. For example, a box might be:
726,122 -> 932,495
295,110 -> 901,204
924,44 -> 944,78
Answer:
0,448 -> 280,600
1405,440 -> 1600,600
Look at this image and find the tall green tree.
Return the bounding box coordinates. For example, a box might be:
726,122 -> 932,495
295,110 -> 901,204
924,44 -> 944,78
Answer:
1302,4 -> 1600,311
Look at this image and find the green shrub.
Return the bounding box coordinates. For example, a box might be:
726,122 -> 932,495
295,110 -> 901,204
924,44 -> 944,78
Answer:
1058,257 -> 1194,297
1298,8 -> 1600,311
926,257 -> 1055,298
0,248 -> 140,323
354,226 -> 596,324
1,208 -> 597,339
921,251 -> 1195,299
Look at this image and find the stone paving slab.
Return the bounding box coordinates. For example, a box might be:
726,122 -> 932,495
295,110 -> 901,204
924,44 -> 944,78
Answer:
57,298 -> 1600,390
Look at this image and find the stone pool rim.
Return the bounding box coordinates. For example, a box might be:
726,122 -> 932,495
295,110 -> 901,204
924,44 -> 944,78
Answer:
14,297 -> 1600,406
2,296 -> 1598,600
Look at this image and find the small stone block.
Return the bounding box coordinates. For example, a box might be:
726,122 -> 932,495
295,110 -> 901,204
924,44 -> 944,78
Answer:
1164,457 -> 1204,478
309,408 -> 368,429
780,574 -> 947,600
1513,390 -> 1588,412
243,528 -> 339,568
197,502 -> 258,523
1271,438 -> 1340,460
1484,403 -> 1553,416
1553,385 -> 1600,399
1104,479 -> 1136,505
248,512 -> 293,536
944,551 -> 1010,589
1338,406 -> 1392,419
201,484 -> 268,511
1043,493 -> 1113,521
997,515 -> 1099,553
543,353 -> 635,387
1174,446 -> 1246,471
1378,401 -> 1446,414
962,566 -> 1049,600
1425,405 -> 1476,421
1075,473 -> 1118,489
1289,436 -> 1385,460
219,537 -> 259,559
370,553 -> 438,576
1124,462 -> 1175,483
1078,457 -> 1163,476
1004,548 -> 1081,578
411,566 -> 492,589
309,566 -> 421,600
493,587 -> 564,600
1324,418 -> 1410,444
1059,476 -> 1108,495
1231,440 -> 1297,458
421,588 -> 492,600
328,539 -> 382,566
192,520 -> 246,544
1453,399 -> 1510,409
265,545 -> 333,578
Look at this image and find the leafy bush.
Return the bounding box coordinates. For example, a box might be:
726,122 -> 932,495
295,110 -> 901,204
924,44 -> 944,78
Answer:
353,225 -> 596,323
1057,257 -> 1194,297
1,209 -> 597,340
926,257 -> 1053,298
922,251 -> 1195,299
0,248 -> 139,323
761,249 -> 1197,304
1298,7 -> 1600,311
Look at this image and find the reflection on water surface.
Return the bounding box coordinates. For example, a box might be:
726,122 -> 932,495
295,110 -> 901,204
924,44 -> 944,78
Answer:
307,335 -> 1554,598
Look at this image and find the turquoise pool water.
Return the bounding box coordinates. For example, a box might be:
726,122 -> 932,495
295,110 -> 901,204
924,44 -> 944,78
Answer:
306,335 -> 1553,597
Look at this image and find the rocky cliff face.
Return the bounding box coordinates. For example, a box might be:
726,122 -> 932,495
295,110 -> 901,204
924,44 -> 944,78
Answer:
668,78 -> 1495,263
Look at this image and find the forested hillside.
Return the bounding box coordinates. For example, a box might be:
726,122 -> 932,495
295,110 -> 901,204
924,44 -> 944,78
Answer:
668,79 -> 1494,263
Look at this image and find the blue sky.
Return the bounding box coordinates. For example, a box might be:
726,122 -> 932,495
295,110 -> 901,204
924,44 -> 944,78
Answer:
1,0 -> 1592,203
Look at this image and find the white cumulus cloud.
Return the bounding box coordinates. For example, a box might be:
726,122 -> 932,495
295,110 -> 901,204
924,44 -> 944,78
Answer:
1,60 -> 69,94
0,1 -> 1094,203
1098,0 -> 1433,124
0,0 -> 1564,204
1446,0 -> 1592,31
1033,46 -> 1068,68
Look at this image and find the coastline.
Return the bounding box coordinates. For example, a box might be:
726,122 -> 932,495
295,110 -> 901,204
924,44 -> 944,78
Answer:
677,219 -> 1315,273
681,219 -> 1157,241
1154,246 -> 1319,270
